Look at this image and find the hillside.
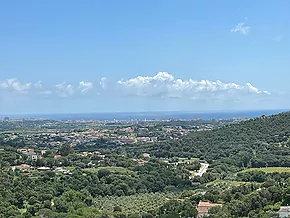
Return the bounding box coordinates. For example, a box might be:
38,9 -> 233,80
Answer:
134,111 -> 290,171
1,112 -> 290,218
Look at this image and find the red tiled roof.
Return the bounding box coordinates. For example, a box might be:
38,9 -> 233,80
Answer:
197,202 -> 222,214
198,201 -> 222,207
16,164 -> 32,169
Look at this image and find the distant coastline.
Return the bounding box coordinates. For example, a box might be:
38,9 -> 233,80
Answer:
1,109 -> 288,121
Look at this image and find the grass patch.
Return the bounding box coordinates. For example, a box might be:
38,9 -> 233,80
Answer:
84,166 -> 134,175
241,167 -> 290,173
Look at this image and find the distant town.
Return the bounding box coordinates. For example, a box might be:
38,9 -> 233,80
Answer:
0,116 -> 245,148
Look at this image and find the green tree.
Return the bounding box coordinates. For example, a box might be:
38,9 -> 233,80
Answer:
59,144 -> 72,156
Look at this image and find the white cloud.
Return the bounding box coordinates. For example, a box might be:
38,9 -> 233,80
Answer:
100,77 -> 107,90
0,74 -> 272,102
0,78 -> 32,92
55,82 -> 74,97
231,22 -> 250,35
0,78 -> 96,98
79,81 -> 93,94
117,72 -> 174,96
34,81 -> 43,89
117,72 -> 270,99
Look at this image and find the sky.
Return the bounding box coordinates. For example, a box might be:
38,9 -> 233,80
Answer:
0,0 -> 290,114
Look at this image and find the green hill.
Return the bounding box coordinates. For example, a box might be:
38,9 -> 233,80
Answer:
136,112 -> 290,171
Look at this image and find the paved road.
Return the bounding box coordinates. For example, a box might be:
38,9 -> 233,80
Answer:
195,163 -> 209,177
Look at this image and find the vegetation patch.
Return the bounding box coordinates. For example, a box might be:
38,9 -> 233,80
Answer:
94,193 -> 178,215
241,167 -> 290,173
84,166 -> 134,174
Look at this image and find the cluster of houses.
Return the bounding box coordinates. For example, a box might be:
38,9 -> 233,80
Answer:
79,151 -> 105,159
17,148 -> 106,160
133,153 -> 150,165
2,123 -> 194,151
17,148 -> 41,161
119,136 -> 158,144
13,164 -> 71,175
133,159 -> 148,165
15,148 -> 107,173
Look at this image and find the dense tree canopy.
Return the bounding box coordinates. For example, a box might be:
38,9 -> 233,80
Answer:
1,112 -> 290,217
130,112 -> 290,171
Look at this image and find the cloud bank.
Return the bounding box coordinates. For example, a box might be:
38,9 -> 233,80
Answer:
0,72 -> 271,102
79,81 -> 93,94
117,72 -> 270,99
0,78 -> 32,92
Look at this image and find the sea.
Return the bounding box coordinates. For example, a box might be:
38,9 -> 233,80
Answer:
2,109 -> 289,121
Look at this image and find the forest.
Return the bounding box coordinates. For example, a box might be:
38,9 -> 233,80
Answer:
1,112 -> 290,217
129,112 -> 290,170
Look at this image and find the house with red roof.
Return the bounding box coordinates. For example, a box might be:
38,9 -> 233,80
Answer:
197,201 -> 222,217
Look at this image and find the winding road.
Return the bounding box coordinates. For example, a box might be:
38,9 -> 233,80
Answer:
195,163 -> 209,177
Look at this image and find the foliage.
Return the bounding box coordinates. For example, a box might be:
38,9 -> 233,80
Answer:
94,193 -> 177,215
241,167 -> 290,173
1,112 -> 290,217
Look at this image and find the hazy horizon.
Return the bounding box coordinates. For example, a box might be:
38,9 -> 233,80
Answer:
1,109 -> 288,121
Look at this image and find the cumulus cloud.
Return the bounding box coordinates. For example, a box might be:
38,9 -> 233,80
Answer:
100,77 -> 107,90
79,81 -> 93,94
231,22 -> 250,35
117,72 -> 270,100
0,73 -> 272,102
0,78 -> 32,92
34,81 -> 43,89
0,78 -> 95,98
55,83 -> 74,97
117,72 -> 174,97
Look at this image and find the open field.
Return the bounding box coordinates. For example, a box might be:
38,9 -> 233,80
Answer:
84,166 -> 134,174
241,167 -> 290,173
94,192 -> 178,215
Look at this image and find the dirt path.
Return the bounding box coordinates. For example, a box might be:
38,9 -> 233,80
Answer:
195,163 -> 209,177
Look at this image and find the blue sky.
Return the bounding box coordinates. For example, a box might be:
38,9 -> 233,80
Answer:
0,0 -> 290,114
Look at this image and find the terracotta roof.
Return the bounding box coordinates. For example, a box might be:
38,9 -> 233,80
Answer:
197,202 -> 222,214
198,207 -> 209,213
198,201 -> 222,207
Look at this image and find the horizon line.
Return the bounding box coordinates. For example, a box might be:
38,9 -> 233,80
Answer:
0,108 -> 289,117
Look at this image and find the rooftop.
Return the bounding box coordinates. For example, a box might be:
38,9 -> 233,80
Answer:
197,201 -> 222,215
